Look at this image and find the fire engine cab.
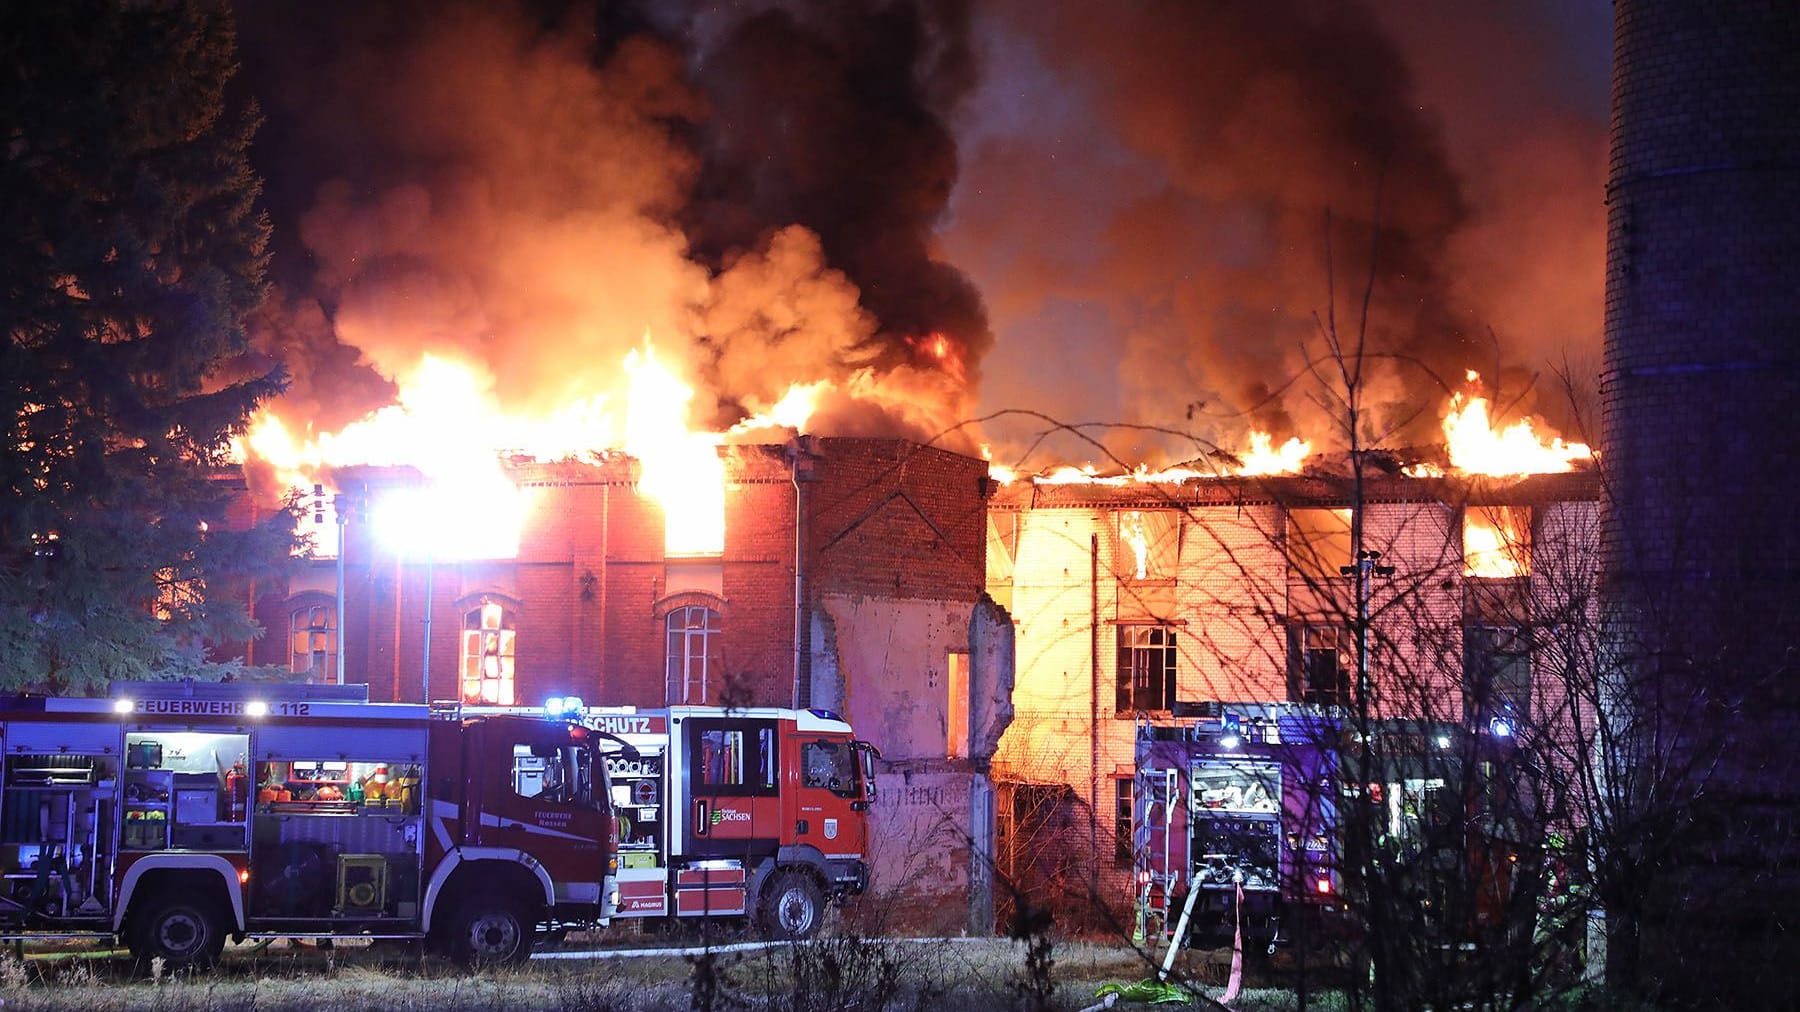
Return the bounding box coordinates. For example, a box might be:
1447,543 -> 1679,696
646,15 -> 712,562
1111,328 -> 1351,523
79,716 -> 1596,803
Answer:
0,681 -> 614,969
510,702 -> 879,940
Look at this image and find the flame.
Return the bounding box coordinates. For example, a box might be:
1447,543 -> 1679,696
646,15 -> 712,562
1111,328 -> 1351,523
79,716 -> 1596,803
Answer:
1441,374 -> 1592,476
1035,465 -> 1120,486
907,331 -> 967,386
727,380 -> 826,435
1236,431 -> 1311,476
623,343 -> 725,556
243,355 -> 561,561
979,444 -> 1018,486
238,340 -> 798,561
1122,511 -> 1150,579
1464,506 -> 1531,578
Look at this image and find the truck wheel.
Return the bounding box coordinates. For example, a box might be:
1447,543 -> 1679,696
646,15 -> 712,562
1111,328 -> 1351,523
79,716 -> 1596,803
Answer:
760,871 -> 824,940
447,893 -> 534,967
131,892 -> 228,971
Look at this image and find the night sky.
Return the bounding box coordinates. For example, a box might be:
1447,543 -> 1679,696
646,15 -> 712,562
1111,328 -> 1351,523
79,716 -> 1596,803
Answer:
231,0 -> 1612,469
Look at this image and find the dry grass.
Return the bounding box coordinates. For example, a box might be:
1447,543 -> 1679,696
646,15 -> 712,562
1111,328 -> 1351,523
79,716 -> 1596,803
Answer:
0,935 -> 1351,1011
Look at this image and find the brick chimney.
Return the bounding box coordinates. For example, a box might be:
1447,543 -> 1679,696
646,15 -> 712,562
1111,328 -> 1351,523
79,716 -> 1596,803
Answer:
1603,2 -> 1800,1004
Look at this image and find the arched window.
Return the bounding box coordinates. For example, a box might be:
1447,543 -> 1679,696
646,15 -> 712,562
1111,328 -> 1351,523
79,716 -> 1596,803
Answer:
461,601 -> 517,705
666,605 -> 722,704
290,603 -> 335,680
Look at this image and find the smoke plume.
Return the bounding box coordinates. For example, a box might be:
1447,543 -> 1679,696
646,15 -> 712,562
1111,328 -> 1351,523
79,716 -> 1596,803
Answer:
234,0 -> 1606,470
237,0 -> 986,455
948,0 -> 1607,466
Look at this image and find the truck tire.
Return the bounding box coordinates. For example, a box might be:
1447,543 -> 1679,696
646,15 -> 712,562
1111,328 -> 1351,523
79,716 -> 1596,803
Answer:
759,870 -> 824,940
130,891 -> 228,971
446,891 -> 534,967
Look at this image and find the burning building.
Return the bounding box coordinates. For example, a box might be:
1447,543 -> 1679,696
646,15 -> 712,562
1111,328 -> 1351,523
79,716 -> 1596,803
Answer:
985,431 -> 1603,927
225,436 -> 1010,934
200,0 -> 1626,947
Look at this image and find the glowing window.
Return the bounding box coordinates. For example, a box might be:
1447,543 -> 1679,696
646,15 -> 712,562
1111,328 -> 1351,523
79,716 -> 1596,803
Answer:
290,604 -> 336,679
154,566 -> 204,621
665,605 -> 722,704
1464,506 -> 1532,578
1288,508 -> 1354,580
947,651 -> 970,759
461,602 -> 516,705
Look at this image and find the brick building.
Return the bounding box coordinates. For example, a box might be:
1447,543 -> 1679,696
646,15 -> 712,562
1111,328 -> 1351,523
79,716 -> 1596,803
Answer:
232,437 -> 1012,933
984,468 -> 1601,921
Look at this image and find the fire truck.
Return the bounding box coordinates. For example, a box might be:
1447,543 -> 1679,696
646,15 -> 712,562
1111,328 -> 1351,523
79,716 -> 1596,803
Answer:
510,701 -> 880,941
0,681 -> 614,969
1134,704 -> 1342,951
1133,702 -> 1503,953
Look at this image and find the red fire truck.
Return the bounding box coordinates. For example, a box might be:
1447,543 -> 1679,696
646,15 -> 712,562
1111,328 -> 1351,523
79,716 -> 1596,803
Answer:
0,681 -> 615,969
518,701 -> 880,940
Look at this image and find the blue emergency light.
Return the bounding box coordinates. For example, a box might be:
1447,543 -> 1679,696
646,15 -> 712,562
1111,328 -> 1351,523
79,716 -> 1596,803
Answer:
543,696 -> 585,717
1220,712 -> 1243,749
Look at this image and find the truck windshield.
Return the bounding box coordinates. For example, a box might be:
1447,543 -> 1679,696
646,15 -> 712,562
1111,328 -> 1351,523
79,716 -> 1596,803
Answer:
515,742 -> 605,809
802,740 -> 859,798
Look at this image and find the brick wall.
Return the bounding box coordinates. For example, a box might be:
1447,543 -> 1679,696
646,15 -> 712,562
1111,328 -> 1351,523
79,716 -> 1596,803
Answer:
808,438 -> 991,602
257,440 -> 993,716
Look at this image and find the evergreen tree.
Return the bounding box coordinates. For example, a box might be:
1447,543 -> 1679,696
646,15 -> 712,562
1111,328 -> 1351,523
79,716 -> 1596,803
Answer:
0,2 -> 297,692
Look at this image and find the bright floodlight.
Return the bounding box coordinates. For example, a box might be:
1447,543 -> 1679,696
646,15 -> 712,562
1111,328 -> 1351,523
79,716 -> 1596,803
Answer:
1220,733 -> 1242,750
1489,717 -> 1515,738
245,700 -> 269,717
112,699 -> 134,714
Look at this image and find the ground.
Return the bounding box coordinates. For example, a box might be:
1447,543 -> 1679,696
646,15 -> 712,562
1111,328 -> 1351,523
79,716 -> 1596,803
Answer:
0,932 -> 1369,1012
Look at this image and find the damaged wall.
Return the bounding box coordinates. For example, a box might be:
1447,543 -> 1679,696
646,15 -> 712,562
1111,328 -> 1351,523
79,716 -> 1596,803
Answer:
809,579 -> 1012,933
802,438 -> 1008,932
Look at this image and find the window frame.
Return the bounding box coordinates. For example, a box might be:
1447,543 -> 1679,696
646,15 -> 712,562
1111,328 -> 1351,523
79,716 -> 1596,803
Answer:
460,601 -> 517,706
1464,624 -> 1532,726
1290,623 -> 1352,707
1116,624 -> 1178,714
665,604 -> 723,705
686,718 -> 780,799
1114,776 -> 1135,869
290,602 -> 336,679
801,740 -> 859,799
